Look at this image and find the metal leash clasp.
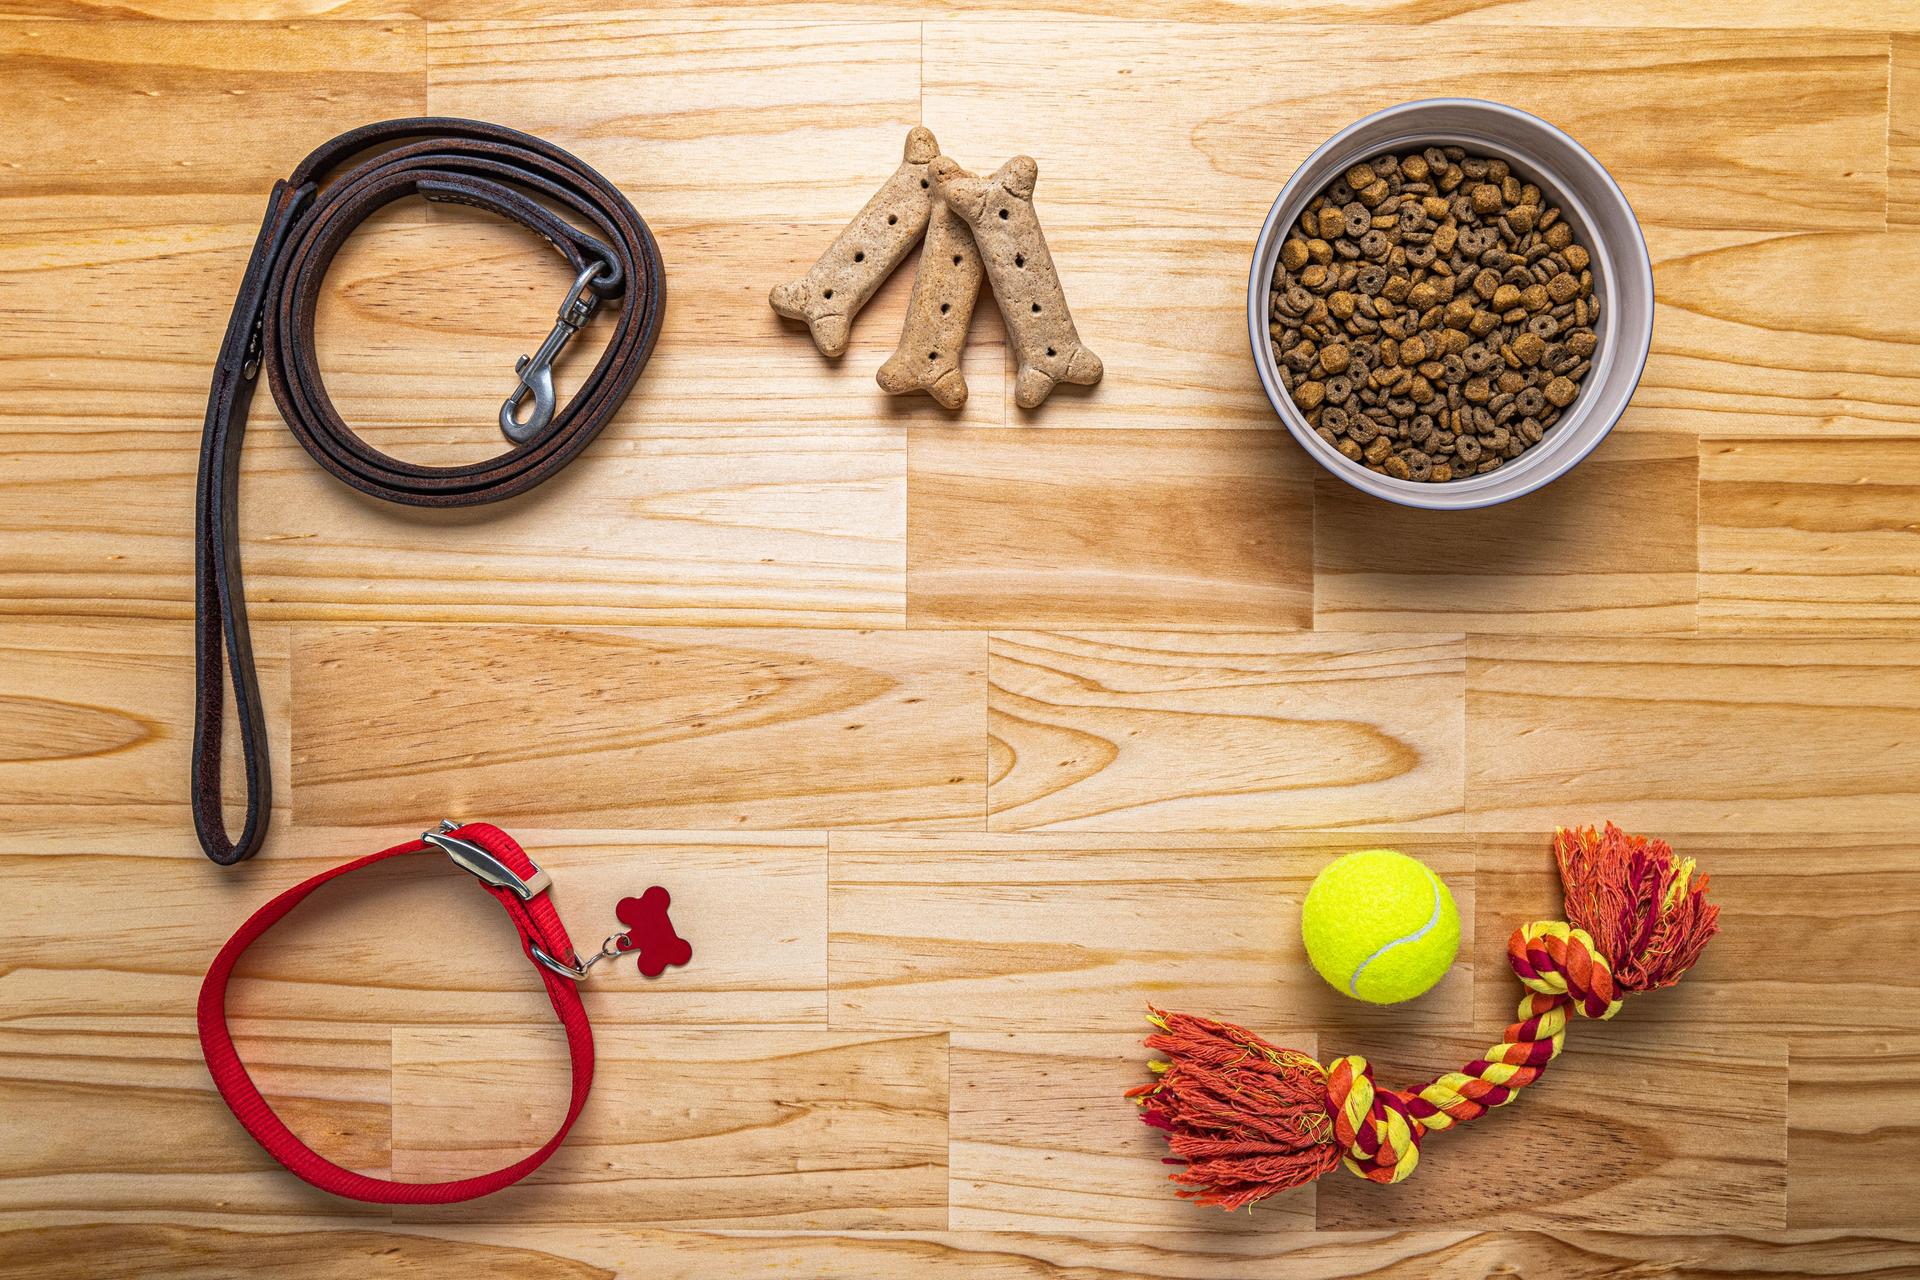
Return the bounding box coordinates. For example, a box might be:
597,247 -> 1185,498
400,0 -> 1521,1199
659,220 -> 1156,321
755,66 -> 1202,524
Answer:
499,261 -> 609,445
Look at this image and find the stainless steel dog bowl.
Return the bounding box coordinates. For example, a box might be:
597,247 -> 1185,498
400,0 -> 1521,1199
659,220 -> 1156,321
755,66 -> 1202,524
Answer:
1249,99 -> 1653,509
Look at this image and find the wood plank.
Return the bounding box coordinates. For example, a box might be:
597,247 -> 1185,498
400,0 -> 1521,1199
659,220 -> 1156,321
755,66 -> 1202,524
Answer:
1465,636 -> 1920,832
988,631 -> 1464,831
425,19 -> 923,227
907,428 -> 1315,629
5,1224 -> 1920,1280
949,1031 -> 1318,1230
1894,36 -> 1920,228
0,1021 -> 388,1220
12,0 -> 1920,26
0,212 -> 932,629
1314,431 -> 1698,634
1649,230 -> 1920,437
1700,437 -> 1920,635
1314,1027 -> 1786,1230
1471,832 -> 1920,1035
0,21 -> 426,230
389,1026 -> 948,1228
922,24 -> 1886,233
829,832 -> 1473,1033
293,625 -> 986,830
1789,1034 -> 1920,1228
1,830 -> 826,1028
0,619 -> 289,848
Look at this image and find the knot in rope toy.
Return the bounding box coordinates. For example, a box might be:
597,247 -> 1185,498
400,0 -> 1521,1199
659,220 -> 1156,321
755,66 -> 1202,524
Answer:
1128,824 -> 1719,1210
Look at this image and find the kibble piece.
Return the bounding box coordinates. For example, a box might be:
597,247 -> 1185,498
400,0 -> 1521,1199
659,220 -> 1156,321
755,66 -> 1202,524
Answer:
1320,345 -> 1350,374
1470,183 -> 1502,214
1296,379 -> 1327,410
1544,375 -> 1577,408
1563,244 -> 1590,272
1281,239 -> 1309,271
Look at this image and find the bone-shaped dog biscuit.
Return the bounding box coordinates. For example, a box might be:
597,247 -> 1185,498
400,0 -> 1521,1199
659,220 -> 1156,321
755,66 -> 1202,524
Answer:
876,184 -> 983,409
932,155 -> 1102,409
770,126 -> 941,357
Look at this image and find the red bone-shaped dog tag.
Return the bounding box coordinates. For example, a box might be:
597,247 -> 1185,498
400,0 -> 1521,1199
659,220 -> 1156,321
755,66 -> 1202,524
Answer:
613,887 -> 692,977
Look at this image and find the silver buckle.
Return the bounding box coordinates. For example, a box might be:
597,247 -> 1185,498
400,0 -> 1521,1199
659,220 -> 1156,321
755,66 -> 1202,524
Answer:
424,819 -> 552,901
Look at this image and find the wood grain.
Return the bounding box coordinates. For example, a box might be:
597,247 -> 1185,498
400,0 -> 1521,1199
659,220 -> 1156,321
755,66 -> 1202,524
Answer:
1649,230 -> 1920,437
908,428 -> 1315,629
1,831 -> 827,1029
829,832 -> 1473,1034
1789,1033 -> 1920,1228
1466,637 -> 1920,831
949,1031 -> 1319,1231
921,24 -> 1887,233
6,9 -> 1920,1272
389,1026 -> 948,1228
1314,1027 -> 1787,1230
1895,36 -> 1920,228
989,631 -> 1464,831
0,620 -> 289,846
1700,437 -> 1920,635
8,1224 -> 1920,1280
292,625 -> 985,829
0,1022 -> 389,1221
0,21 -> 426,229
10,0 -> 1920,25
1471,832 -> 1920,1036
1314,431 -> 1699,634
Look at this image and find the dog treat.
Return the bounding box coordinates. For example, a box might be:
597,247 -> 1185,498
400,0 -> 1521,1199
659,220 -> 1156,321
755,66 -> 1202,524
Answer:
1268,146 -> 1600,483
876,185 -> 984,409
933,155 -> 1102,409
770,126 -> 941,357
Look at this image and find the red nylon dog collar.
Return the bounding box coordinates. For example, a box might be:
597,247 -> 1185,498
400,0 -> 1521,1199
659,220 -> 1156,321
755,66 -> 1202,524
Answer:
198,823 -> 616,1204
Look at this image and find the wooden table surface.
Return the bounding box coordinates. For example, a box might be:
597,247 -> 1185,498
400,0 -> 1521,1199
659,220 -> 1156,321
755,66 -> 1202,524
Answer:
5,4 -> 1920,1277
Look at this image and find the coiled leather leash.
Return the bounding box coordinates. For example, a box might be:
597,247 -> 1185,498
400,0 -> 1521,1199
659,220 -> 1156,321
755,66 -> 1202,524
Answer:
193,119 -> 666,865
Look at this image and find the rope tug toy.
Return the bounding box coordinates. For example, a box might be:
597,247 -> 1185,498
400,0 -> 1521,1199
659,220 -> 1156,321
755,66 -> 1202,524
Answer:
1126,824 -> 1719,1210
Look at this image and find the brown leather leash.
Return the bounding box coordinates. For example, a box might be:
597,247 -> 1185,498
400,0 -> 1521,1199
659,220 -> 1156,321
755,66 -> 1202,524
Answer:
193,118 -> 666,865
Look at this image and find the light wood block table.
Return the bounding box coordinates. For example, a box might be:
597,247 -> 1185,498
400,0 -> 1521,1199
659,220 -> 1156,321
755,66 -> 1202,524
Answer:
4,5 -> 1920,1276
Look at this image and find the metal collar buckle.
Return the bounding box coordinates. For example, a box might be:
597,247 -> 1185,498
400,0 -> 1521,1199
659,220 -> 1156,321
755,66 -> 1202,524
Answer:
499,261 -> 609,445
426,819 -> 625,982
424,820 -> 552,900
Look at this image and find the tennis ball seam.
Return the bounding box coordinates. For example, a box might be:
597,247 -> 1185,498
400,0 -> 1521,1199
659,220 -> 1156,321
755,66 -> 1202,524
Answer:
1345,862 -> 1443,997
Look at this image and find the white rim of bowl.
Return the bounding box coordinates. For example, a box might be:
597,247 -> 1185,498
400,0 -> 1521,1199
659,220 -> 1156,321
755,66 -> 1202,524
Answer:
1247,98 -> 1654,510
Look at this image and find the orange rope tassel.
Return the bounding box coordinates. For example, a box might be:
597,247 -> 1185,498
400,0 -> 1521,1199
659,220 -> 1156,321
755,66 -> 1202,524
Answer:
1128,824 -> 1719,1209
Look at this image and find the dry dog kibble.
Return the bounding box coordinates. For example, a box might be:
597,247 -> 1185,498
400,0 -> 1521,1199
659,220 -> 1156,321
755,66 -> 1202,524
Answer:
877,184 -> 984,409
771,126 -> 941,357
1270,145 -> 1601,482
933,154 -> 1103,409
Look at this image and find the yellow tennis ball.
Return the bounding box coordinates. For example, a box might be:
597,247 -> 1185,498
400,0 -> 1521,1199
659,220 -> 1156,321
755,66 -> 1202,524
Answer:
1301,848 -> 1460,1004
